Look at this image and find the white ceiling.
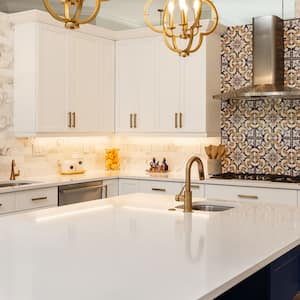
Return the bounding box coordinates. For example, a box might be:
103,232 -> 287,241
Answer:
0,0 -> 297,30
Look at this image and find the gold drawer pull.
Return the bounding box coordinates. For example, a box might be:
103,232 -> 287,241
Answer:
133,113 -> 137,128
72,112 -> 76,128
179,112 -> 183,128
238,194 -> 258,200
32,197 -> 48,202
68,112 -> 72,128
130,114 -> 133,128
175,113 -> 178,128
152,188 -> 166,192
191,185 -> 200,189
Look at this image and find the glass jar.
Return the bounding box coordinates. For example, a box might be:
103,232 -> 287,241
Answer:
105,148 -> 120,171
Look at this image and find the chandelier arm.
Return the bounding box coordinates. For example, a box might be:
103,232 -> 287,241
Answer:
181,34 -> 195,55
43,0 -> 67,22
72,0 -> 84,22
200,0 -> 218,35
191,0 -> 203,33
189,34 -> 204,53
163,35 -> 181,55
162,7 -> 177,38
144,0 -> 163,33
171,34 -> 194,57
76,0 -> 101,24
64,2 -> 71,21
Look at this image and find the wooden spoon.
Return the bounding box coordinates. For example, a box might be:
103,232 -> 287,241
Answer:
205,146 -> 212,159
211,145 -> 219,159
217,145 -> 226,159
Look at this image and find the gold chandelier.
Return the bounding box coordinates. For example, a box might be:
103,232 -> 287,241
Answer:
144,0 -> 218,57
43,0 -> 108,29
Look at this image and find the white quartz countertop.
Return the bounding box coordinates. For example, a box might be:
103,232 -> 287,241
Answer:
1,193 -> 300,300
0,170 -> 298,194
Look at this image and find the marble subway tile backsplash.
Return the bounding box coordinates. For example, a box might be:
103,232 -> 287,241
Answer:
0,136 -> 220,179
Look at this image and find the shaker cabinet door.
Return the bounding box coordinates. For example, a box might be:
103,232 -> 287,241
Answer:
37,26 -> 68,132
156,41 -> 181,133
116,38 -> 157,133
68,32 -> 101,132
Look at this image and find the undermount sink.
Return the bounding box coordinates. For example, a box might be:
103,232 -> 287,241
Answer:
175,202 -> 234,212
0,181 -> 38,188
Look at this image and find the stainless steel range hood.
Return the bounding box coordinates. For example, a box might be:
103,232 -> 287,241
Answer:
213,15 -> 300,100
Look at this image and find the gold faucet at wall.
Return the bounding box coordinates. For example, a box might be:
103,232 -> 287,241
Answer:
10,160 -> 20,181
175,156 -> 205,213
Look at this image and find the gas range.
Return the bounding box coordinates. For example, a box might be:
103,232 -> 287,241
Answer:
210,173 -> 300,184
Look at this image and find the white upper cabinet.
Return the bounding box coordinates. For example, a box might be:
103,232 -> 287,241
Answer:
116,37 -> 157,133
156,40 -> 181,133
37,26 -> 68,133
14,23 -> 115,136
116,34 -> 221,136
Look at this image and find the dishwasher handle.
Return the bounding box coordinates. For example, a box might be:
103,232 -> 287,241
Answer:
60,184 -> 107,196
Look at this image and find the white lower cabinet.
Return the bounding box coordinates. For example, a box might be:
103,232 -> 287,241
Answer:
103,179 -> 119,198
0,193 -> 16,215
118,179 -> 205,198
205,184 -> 298,206
119,179 -> 140,195
15,187 -> 58,211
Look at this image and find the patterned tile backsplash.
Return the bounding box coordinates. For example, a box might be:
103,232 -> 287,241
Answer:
221,19 -> 300,176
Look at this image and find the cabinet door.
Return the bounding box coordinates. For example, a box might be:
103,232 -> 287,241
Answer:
15,188 -> 58,211
116,38 -> 156,132
136,38 -> 157,132
68,32 -> 101,132
116,40 -> 140,132
119,179 -> 140,195
139,180 -> 182,195
181,48 -> 206,133
37,25 -> 68,132
103,179 -> 119,198
99,39 -> 115,133
156,41 -> 181,132
205,184 -> 298,206
0,193 -> 16,215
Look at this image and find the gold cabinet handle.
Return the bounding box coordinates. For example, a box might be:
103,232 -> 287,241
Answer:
152,188 -> 166,192
130,114 -> 133,128
175,113 -> 178,128
32,197 -> 48,202
191,185 -> 200,189
133,113 -> 137,128
238,194 -> 258,200
72,112 -> 76,128
68,112 -> 72,128
179,112 -> 183,128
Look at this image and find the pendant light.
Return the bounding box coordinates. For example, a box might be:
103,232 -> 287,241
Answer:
43,0 -> 108,29
144,0 -> 218,57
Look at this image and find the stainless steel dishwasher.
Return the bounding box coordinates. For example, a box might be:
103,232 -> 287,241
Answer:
58,181 -> 107,206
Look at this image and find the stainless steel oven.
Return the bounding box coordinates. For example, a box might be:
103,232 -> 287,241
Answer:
58,181 -> 107,206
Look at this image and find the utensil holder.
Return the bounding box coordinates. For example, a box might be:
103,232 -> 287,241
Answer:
207,159 -> 222,176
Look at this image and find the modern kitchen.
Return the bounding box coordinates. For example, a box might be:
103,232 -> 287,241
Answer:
0,0 -> 299,299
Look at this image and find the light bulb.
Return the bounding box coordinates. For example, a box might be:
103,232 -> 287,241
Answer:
168,0 -> 175,14
179,0 -> 188,13
194,0 -> 200,14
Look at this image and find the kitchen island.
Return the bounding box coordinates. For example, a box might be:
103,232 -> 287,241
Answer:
0,193 -> 300,300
